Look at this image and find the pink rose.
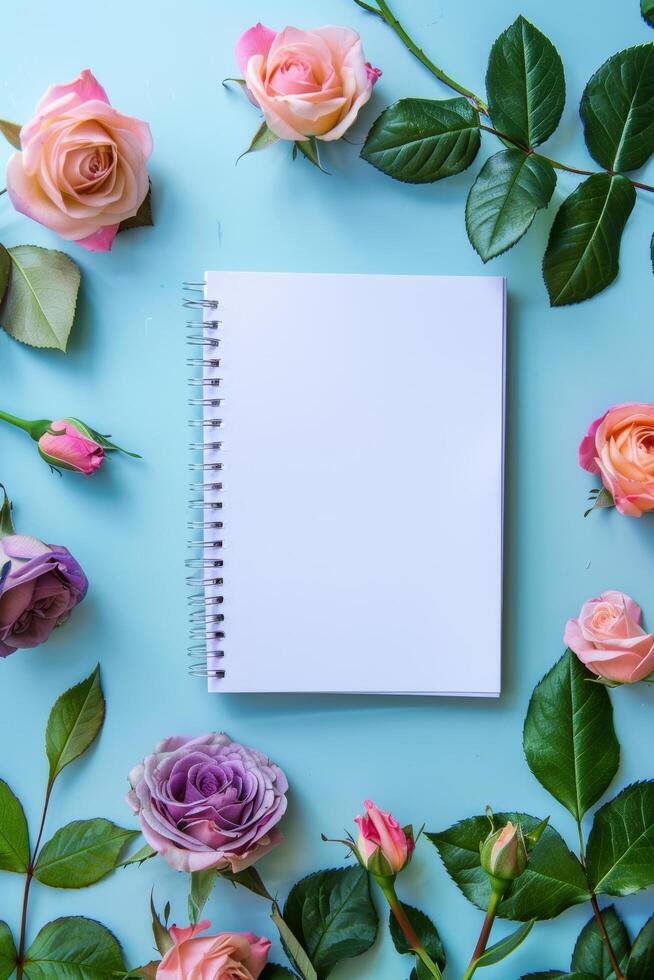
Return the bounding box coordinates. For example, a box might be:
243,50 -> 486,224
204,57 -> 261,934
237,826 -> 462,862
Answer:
39,419 -> 104,475
157,921 -> 270,980
579,403 -> 654,516
355,800 -> 414,874
6,69 -> 152,252
235,23 -> 381,141
564,590 -> 654,684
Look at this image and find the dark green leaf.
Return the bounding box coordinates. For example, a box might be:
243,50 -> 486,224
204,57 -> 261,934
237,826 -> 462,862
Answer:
0,120 -> 21,149
524,650 -> 620,820
46,666 -> 105,782
0,778 -> 29,872
543,173 -> 636,306
643,1 -> 654,27
0,245 -> 10,307
222,866 -> 273,900
260,966 -> 299,980
428,812 -> 590,921
1,245 -> 81,352
587,782 -> 654,896
627,915 -> 654,979
23,916 -> 125,978
189,868 -> 218,925
410,961 -> 435,980
474,919 -> 534,968
466,149 -> 556,261
271,904 -> 317,980
0,922 -> 16,980
151,895 -> 173,957
361,97 -> 480,183
118,184 -> 153,232
518,973 -> 565,979
486,16 -> 565,147
571,906 -> 630,978
283,867 -> 377,978
580,45 -> 654,172
388,904 -> 446,969
34,819 -> 139,888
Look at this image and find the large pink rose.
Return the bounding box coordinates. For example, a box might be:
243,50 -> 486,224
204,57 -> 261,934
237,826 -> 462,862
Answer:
579,403 -> 654,516
236,24 -> 381,141
6,69 -> 152,252
157,921 -> 270,980
564,590 -> 654,684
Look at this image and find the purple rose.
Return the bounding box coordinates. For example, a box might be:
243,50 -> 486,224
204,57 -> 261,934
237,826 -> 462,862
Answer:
126,734 -> 289,873
0,534 -> 88,658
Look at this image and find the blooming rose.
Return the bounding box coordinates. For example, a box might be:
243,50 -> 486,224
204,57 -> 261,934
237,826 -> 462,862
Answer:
579,403 -> 654,516
157,921 -> 270,980
355,800 -> 414,875
236,24 -> 381,141
0,534 -> 88,658
39,419 -> 104,474
127,734 -> 288,872
6,69 -> 152,252
564,590 -> 654,684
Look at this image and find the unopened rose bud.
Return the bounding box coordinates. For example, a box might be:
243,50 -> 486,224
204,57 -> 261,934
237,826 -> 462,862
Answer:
480,821 -> 528,884
354,800 -> 415,877
39,419 -> 105,474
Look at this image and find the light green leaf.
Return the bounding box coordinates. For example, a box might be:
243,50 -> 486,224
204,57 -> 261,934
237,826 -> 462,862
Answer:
388,904 -> 446,969
474,919 -> 535,968
585,486 -> 615,518
0,922 -> 17,980
361,97 -> 480,183
543,173 -> 636,306
118,841 -> 157,868
239,122 -> 280,160
466,149 -> 556,261
0,245 -> 10,306
643,0 -> 654,27
627,915 -> 654,979
524,650 -> 620,820
119,184 -> 153,233
0,778 -> 29,873
46,666 -> 105,783
580,45 -> 654,172
1,246 -> 80,352
587,781 -> 654,896
283,867 -> 377,979
571,906 -> 630,979
189,868 -> 218,925
0,120 -> 21,149
486,16 -> 565,147
260,967 -> 299,980
23,916 -> 125,978
150,896 -> 173,957
34,819 -> 139,888
271,904 -> 317,980
294,137 -> 328,173
428,812 -> 590,921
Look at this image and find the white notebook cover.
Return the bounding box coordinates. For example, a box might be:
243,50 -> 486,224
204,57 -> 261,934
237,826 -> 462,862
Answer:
200,271 -> 505,696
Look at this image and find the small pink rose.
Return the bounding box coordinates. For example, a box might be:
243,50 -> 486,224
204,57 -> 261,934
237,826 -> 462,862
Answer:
39,420 -> 104,475
579,403 -> 654,516
564,590 -> 654,684
355,800 -> 414,874
156,921 -> 270,979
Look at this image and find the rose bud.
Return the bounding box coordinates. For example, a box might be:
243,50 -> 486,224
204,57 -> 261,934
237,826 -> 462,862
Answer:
479,811 -> 548,895
355,800 -> 415,877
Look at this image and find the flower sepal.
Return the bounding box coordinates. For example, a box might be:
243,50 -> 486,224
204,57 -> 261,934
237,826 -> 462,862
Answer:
0,486 -> 16,538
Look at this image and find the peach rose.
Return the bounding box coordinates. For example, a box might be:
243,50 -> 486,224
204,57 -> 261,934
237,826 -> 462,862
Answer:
156,921 -> 270,980
6,69 -> 152,252
235,23 -> 381,141
579,403 -> 654,517
564,590 -> 654,684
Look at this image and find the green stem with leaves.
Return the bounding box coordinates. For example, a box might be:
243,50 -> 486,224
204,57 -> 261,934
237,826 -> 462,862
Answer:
378,878 -> 443,979
461,887 -> 503,980
16,779 -> 55,979
576,819 -> 625,980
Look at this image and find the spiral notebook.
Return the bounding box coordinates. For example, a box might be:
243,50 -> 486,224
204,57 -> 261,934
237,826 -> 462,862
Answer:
186,271 -> 506,696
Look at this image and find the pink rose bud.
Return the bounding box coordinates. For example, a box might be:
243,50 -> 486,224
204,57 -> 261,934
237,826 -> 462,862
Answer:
480,821 -> 528,884
355,800 -> 414,876
564,590 -> 654,685
39,419 -> 105,475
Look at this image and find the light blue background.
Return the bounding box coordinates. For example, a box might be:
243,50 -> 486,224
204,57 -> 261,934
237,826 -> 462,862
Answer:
1,1 -> 653,976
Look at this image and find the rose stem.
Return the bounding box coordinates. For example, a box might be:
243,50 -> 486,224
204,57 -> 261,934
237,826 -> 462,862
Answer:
16,779 -> 55,978
354,0 -> 654,194
0,410 -> 32,434
378,878 -> 443,979
0,188 -> 6,196
461,889 -> 503,980
575,819 -> 624,980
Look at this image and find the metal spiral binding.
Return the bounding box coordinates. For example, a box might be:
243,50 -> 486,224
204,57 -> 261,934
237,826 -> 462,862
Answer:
184,282 -> 225,680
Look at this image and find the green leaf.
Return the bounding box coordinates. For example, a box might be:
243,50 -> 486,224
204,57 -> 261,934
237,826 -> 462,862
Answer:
34,818 -> 139,888
0,922 -> 17,980
189,868 -> 218,925
0,120 -> 21,149
627,916 -> 654,979
361,97 -> 480,183
46,666 -> 105,783
486,16 -> 565,147
543,173 -> 636,306
295,137 -> 328,173
0,246 -> 80,352
585,486 -> 615,518
271,904 -> 317,980
466,149 -> 556,261
118,184 -> 153,233
221,866 -> 273,900
260,967 -> 299,980
24,916 -> 125,978
587,781 -> 654,896
643,0 -> 654,27
580,45 -> 654,172
428,812 -> 590,921
388,904 -> 446,969
0,245 -> 10,307
118,841 -> 157,868
474,919 -> 535,968
524,650 -> 620,820
283,866 -> 377,978
150,896 -> 173,957
571,906 -> 630,978
518,973 -> 565,979
0,778 -> 29,872
239,122 -> 280,160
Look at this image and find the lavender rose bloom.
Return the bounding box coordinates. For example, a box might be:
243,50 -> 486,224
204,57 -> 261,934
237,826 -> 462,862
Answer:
126,734 -> 289,873
0,535 -> 88,658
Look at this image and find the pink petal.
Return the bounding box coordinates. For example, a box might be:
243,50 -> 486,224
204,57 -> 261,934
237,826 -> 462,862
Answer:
236,23 -> 277,77
75,223 -> 120,252
579,412 -> 606,474
36,69 -> 110,116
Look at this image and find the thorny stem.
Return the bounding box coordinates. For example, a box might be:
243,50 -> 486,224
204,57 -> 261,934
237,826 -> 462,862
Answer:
16,780 -> 55,978
379,878 -> 443,979
461,888 -> 503,980
576,817 -> 624,980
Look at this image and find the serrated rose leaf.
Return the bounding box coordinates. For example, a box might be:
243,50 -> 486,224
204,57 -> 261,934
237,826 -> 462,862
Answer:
1,245 -> 80,351
643,0 -> 654,27
23,916 -> 125,978
46,666 -> 105,782
0,922 -> 16,980
388,904 -> 446,969
587,782 -> 654,896
627,915 -> 654,979
571,906 -> 630,979
34,818 -> 139,888
0,778 -> 29,873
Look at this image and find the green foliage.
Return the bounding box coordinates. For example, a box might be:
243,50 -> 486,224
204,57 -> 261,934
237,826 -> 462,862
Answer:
523,650 -> 620,820
23,916 -> 126,978
271,904 -> 318,980
543,173 -> 636,306
627,916 -> 654,979
580,45 -> 654,172
0,778 -> 30,873
587,782 -> 654,896
486,16 -> 565,147
0,245 -> 10,306
473,920 -> 535,968
283,867 -> 378,978
34,819 -> 139,888
119,184 -> 154,233
0,922 -> 16,980
466,149 -> 556,261
388,904 -> 446,969
643,0 -> 654,27
361,97 -> 480,183
239,122 -> 280,160
260,967 -> 299,980
0,245 -> 81,352
46,665 -> 105,782
189,868 -> 218,925
571,907 -> 630,978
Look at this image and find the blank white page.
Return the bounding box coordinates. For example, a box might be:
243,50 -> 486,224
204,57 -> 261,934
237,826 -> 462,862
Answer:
203,271 -> 505,695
